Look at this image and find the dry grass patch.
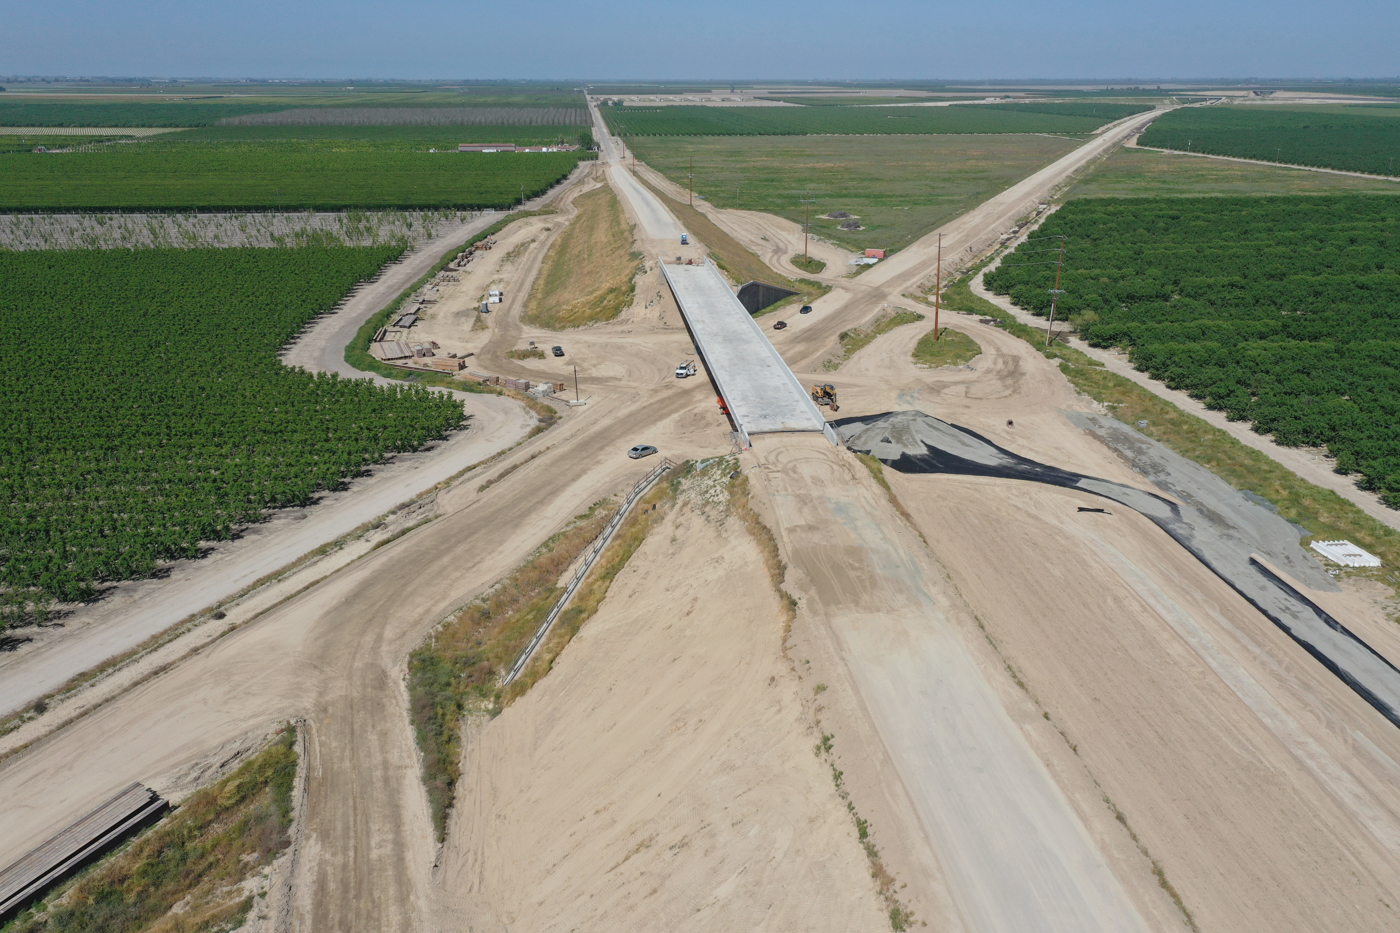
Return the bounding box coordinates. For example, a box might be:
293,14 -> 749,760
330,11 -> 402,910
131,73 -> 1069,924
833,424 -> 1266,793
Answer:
524,185 -> 639,329
505,463 -> 684,699
408,501 -> 616,839
10,727 -> 298,933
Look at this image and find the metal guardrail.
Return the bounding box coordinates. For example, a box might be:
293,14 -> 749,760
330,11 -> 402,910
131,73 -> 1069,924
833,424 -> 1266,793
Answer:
501,458 -> 675,686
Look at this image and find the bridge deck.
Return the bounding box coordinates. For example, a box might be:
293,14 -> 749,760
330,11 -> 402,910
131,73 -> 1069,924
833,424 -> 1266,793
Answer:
661,261 -> 831,447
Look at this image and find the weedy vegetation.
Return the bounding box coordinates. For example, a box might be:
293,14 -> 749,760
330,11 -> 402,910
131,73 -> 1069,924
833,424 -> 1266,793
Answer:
7,726 -> 299,933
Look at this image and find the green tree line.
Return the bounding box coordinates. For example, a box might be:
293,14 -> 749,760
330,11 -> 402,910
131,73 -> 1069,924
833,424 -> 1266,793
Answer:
986,195 -> 1400,507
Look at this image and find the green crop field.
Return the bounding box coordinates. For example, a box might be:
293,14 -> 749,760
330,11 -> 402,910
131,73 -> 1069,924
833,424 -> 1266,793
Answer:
600,101 -> 1151,137
0,247 -> 466,618
985,195 -> 1400,505
1140,106 -> 1400,176
0,90 -> 588,127
0,99 -> 289,127
757,96 -> 949,106
627,134 -> 1081,251
0,134 -> 127,153
179,124 -> 590,147
1071,146 -> 1400,198
0,138 -> 589,211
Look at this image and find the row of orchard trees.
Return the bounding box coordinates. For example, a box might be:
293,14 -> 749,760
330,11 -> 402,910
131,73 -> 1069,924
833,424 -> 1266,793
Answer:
1140,106 -> 1400,178
0,247 -> 466,624
985,195 -> 1400,507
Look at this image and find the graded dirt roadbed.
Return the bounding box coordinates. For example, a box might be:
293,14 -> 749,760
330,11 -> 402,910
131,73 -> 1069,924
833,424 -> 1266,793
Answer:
753,434 -> 1148,933
590,99 -> 681,240
803,304 -> 1400,933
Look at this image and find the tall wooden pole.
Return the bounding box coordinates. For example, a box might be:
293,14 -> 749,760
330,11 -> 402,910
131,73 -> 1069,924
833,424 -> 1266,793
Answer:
934,233 -> 942,341
1045,235 -> 1066,346
799,193 -> 817,260
688,157 -> 694,207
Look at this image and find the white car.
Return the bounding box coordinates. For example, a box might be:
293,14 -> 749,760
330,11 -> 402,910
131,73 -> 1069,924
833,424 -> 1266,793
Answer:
674,361 -> 697,378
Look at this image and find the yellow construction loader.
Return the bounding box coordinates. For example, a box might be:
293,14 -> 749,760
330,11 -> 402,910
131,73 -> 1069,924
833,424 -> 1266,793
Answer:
810,384 -> 839,412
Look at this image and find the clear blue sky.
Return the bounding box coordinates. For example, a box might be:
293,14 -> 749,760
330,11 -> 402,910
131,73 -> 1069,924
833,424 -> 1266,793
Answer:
4,0 -> 1397,81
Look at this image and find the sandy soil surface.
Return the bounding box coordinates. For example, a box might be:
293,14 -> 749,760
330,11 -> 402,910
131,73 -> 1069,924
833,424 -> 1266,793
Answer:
436,482 -> 889,931
811,308 -> 1400,932
0,239 -> 739,929
629,159 -> 856,282
749,433 -> 1154,933
282,160 -> 591,383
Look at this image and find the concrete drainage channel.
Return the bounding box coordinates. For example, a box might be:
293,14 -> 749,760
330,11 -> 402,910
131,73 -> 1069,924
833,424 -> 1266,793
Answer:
837,410 -> 1400,730
501,458 -> 675,686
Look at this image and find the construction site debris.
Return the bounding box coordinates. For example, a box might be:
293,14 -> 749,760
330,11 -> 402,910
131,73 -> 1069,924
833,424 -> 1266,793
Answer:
0,783 -> 167,923
371,340 -> 414,361
1310,540 -> 1382,568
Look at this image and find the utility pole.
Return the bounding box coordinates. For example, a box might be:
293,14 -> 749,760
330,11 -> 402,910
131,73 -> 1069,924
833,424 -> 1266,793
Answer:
688,156 -> 694,207
799,193 -> 817,260
521,184 -> 526,207
573,364 -> 579,402
1045,235 -> 1066,346
933,233 -> 942,340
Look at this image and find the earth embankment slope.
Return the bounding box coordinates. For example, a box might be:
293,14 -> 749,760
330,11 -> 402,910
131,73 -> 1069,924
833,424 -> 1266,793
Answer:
435,484 -> 889,930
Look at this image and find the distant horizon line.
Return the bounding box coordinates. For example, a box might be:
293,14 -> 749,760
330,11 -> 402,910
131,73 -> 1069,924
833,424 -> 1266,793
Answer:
2,76 -> 1399,86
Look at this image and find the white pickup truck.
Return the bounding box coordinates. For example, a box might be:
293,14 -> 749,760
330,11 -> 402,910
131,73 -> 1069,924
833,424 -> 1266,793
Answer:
674,361 -> 698,379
